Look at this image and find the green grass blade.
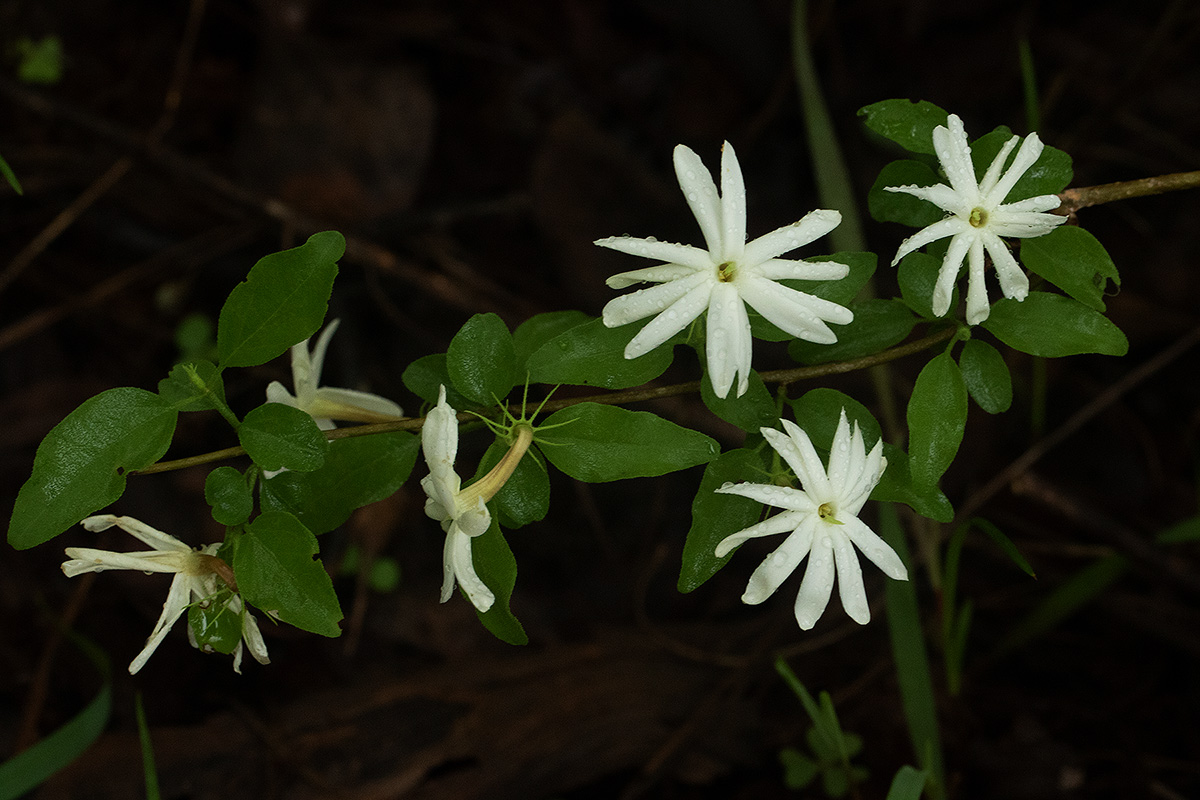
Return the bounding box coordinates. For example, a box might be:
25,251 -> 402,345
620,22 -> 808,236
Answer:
135,693 -> 161,800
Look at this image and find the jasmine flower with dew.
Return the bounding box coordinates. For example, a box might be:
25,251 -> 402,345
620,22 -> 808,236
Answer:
714,410 -> 907,630
266,318 -> 404,430
61,515 -> 269,674
597,142 -> 853,399
885,114 -> 1067,325
420,386 -> 533,613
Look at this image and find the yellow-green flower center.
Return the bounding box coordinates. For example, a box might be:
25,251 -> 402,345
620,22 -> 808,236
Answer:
717,261 -> 737,282
968,207 -> 988,228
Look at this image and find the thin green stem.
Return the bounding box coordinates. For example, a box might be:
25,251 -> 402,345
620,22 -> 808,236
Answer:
131,326 -> 957,477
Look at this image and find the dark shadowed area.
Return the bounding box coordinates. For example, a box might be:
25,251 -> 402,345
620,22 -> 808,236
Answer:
2,1 -> 1199,798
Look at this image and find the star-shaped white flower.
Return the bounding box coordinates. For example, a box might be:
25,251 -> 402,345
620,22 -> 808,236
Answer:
714,410 -> 908,630
885,114 -> 1067,325
597,142 -> 854,399
266,318 -> 404,431
420,386 -> 495,613
62,515 -> 269,674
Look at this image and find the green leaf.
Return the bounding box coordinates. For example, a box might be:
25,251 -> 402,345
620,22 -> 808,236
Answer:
982,292 -> 1128,357
402,353 -> 476,409
238,403 -> 328,472
0,151 -> 23,195
204,467 -> 253,526
700,370 -> 778,433
513,310 -> 591,368
1157,515 -> 1200,544
158,360 -> 227,413
780,748 -> 820,790
260,432 -> 419,534
858,99 -> 949,155
471,518 -> 527,645
9,388 -> 177,549
907,352 -> 968,487
872,445 -> 954,523
447,312 -> 517,405
789,299 -> 916,365
970,517 -> 1036,578
234,512 -> 343,637
958,339 -> 1012,414
217,231 -> 343,368
187,597 -> 243,655
538,403 -> 718,482
0,633 -> 111,800
678,448 -> 766,592
527,317 -> 674,389
790,388 -> 882,451
476,439 -> 550,529
970,127 -> 1073,198
868,160 -> 944,227
885,766 -> 929,800
898,251 -> 956,319
1020,226 -> 1119,311
15,35 -> 64,85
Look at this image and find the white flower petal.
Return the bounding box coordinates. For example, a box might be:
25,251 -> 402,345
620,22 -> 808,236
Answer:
742,208 -> 841,266
771,419 -> 832,500
704,282 -> 752,398
719,142 -> 747,263
885,183 -> 970,216
595,236 -> 714,271
841,439 -> 884,517
978,135 -> 1020,198
128,573 -> 194,674
61,548 -> 190,576
81,515 -> 191,553
739,275 -> 851,344
304,319 -> 341,395
753,258 -> 848,283
793,533 -> 835,630
265,381 -> 297,407
714,510 -> 806,559
742,515 -> 818,605
602,271 -> 709,328
307,387 -> 404,423
715,482 -> 816,514
892,217 -> 967,267
965,235 -> 991,325
605,263 -> 701,290
826,410 -> 854,494
933,114 -> 978,197
985,131 -> 1044,206
673,144 -> 723,256
240,609 -> 270,666
987,209 -> 1067,238
933,231 -> 974,317
831,530 -> 870,624
448,528 -> 495,612
456,497 -> 492,538
422,386 -> 459,479
622,279 -> 713,359
841,516 -> 908,580
995,195 -> 1063,215
982,234 -> 1029,302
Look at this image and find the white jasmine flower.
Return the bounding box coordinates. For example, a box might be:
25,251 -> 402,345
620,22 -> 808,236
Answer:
62,515 -> 269,674
885,114 -> 1067,325
266,318 -> 403,430
597,142 -> 853,399
714,410 -> 907,630
420,386 -> 535,614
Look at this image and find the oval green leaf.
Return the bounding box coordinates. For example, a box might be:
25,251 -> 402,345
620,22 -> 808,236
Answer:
471,518 -> 527,645
907,352 -> 967,487
447,312 -> 517,405
1020,226 -> 1119,311
527,317 -> 674,389
981,292 -> 1128,357
857,99 -> 949,155
204,466 -> 253,526
239,403 -> 328,472
959,339 -> 1012,414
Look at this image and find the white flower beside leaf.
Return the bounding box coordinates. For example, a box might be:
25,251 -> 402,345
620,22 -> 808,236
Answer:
885,113 -> 1067,325
266,318 -> 403,430
62,515 -> 268,674
715,410 -> 907,630
597,141 -> 853,399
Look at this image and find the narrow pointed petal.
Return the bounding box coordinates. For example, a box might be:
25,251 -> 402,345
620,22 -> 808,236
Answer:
81,515 -> 191,553
305,319 -> 341,392
793,533 -> 835,630
932,232 -> 973,317
841,516 -> 908,580
240,611 -> 270,666
719,142 -> 747,262
769,420 -> 832,500
595,236 -> 714,271
982,234 -> 1029,301
61,548 -> 190,576
754,258 -> 848,282
739,276 -> 851,344
673,144 -> 722,256
266,381 -> 297,407
978,136 -> 1020,197
605,263 -> 701,290
884,183 -> 969,216
714,510 -> 805,558
128,573 -> 194,674
439,528 -> 458,602
422,386 -> 459,479
995,194 -> 1063,214
308,387 -> 404,423
741,209 -> 841,266
602,271 -> 708,328
891,217 -> 965,266
421,473 -> 458,524
621,279 -> 712,359
933,115 -> 979,197
842,439 -> 884,517
742,516 -> 818,604
704,283 -> 752,398
826,410 -> 853,492
831,532 -> 870,624
716,482 -> 816,514
986,132 -> 1044,205
987,208 -> 1066,238
449,528 -> 495,612
965,236 -> 991,325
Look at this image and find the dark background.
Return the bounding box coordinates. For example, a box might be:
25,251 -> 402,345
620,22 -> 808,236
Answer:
2,1 -> 1199,797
